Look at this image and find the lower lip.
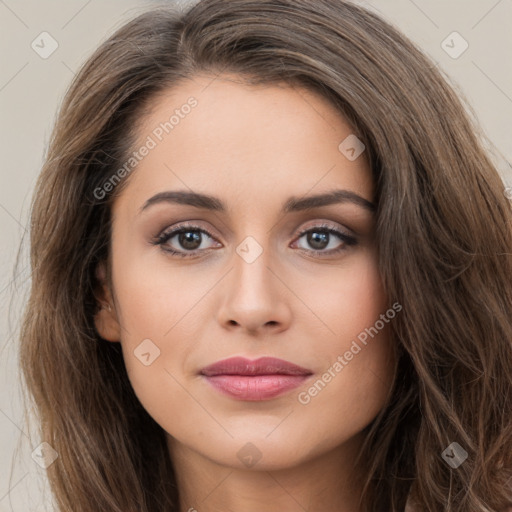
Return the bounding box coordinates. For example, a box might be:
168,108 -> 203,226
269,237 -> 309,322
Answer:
203,374 -> 311,401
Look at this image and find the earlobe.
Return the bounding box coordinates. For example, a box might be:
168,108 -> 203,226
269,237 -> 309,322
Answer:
93,262 -> 121,342
94,303 -> 121,342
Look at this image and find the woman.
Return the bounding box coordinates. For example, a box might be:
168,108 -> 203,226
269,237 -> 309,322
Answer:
18,0 -> 512,510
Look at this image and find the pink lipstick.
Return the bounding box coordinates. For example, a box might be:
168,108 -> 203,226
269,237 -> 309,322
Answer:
200,356 -> 313,401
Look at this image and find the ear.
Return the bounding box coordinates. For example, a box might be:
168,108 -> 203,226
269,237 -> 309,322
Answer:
93,261 -> 121,342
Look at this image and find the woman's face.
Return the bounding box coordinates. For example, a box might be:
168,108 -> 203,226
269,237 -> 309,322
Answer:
95,74 -> 396,472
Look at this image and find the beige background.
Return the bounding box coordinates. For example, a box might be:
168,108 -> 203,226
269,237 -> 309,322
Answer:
1,0 -> 511,510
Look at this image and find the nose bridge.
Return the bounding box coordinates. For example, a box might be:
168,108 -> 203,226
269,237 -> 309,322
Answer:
232,232 -> 275,300
229,204 -> 275,285
216,228 -> 292,333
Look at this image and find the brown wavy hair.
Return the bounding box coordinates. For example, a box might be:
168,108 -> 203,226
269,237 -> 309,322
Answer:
16,0 -> 512,510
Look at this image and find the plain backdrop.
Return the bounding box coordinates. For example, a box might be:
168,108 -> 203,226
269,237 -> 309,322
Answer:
1,0 -> 511,510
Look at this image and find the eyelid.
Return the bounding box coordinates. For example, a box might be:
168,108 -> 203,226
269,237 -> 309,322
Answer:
293,219 -> 351,237
155,219 -> 348,242
155,221 -> 220,245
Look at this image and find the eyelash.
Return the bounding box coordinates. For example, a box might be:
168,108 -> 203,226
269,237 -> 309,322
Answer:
151,222 -> 358,259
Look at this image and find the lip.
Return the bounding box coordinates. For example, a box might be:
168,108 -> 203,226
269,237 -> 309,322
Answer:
200,357 -> 313,401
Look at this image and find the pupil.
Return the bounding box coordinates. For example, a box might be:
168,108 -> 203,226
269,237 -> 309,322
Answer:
308,231 -> 328,249
179,231 -> 201,250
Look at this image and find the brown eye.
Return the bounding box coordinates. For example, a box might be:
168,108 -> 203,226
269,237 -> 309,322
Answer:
153,224 -> 221,258
177,231 -> 203,250
293,223 -> 358,257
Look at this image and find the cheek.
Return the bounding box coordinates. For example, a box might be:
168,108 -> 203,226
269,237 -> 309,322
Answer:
296,329 -> 394,456
110,242 -> 211,340
294,248 -> 388,344
109,246 -> 210,421
292,251 -> 394,435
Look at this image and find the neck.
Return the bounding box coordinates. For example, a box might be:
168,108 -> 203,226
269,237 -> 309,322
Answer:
166,432 -> 367,512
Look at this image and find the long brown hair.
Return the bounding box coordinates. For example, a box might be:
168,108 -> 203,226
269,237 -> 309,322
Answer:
17,0 -> 512,510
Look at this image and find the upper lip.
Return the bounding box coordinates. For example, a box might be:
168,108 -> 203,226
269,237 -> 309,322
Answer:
200,357 -> 313,377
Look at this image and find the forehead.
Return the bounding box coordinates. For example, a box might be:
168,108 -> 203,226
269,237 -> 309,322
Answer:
112,74 -> 373,218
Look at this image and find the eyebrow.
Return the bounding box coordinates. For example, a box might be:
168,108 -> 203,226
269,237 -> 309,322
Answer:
139,189 -> 376,214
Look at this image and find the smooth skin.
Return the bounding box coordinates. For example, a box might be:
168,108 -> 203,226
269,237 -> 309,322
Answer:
95,74 -> 396,512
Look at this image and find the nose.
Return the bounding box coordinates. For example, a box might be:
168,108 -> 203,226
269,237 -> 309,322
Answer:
216,246 -> 292,335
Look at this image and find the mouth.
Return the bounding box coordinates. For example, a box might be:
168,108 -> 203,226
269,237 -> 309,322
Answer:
200,356 -> 313,401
